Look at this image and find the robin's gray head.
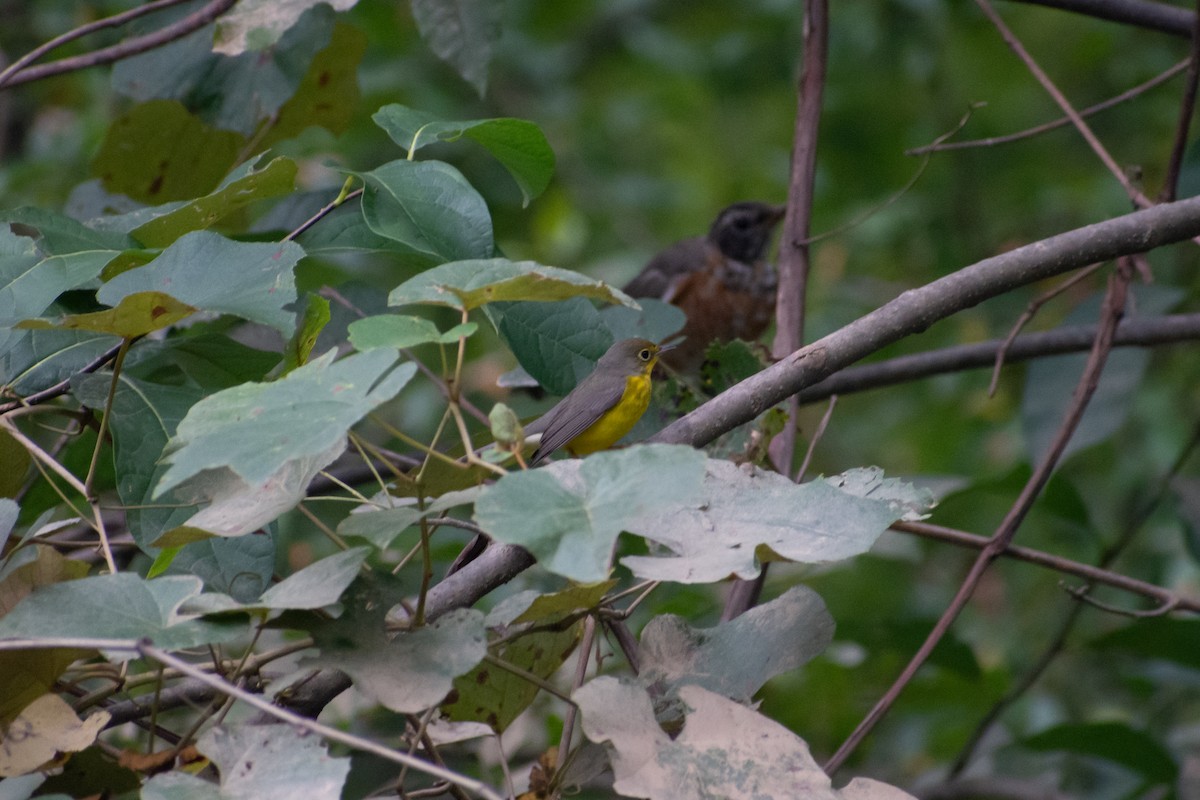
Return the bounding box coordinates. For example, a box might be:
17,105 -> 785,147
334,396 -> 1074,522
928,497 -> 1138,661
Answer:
708,201 -> 786,263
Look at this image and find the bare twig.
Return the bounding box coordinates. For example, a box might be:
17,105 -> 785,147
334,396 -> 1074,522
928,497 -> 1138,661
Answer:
0,340 -> 125,415
825,265 -> 1132,775
906,59 -> 1190,155
138,641 -> 505,800
988,262 -> 1106,396
0,0 -> 238,90
1160,0 -> 1200,201
1010,0 -> 1194,38
795,395 -> 837,482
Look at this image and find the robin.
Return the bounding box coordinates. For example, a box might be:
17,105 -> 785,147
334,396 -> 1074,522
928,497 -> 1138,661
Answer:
623,201 -> 786,373
525,338 -> 670,465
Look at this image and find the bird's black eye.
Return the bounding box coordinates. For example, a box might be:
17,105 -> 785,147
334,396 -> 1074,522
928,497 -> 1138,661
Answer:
639,348 -> 652,361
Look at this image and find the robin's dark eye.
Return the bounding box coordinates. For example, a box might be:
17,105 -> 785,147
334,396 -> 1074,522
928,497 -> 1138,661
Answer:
639,349 -> 652,361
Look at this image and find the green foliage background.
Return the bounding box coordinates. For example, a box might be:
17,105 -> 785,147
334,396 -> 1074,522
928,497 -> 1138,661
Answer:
2,1 -> 1200,799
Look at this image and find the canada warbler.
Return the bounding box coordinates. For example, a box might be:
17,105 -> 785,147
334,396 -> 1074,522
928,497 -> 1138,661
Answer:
526,338 -> 670,465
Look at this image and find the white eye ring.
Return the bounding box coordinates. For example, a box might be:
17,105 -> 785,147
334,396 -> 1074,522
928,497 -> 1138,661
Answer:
639,349 -> 652,361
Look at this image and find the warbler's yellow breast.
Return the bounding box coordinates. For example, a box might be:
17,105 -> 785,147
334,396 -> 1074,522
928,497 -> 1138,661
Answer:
565,372 -> 652,456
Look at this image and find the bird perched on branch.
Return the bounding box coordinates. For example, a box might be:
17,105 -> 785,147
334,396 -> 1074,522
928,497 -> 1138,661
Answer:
623,201 -> 786,373
525,338 -> 670,465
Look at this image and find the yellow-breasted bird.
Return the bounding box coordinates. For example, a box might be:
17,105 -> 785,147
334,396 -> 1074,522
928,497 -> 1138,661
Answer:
623,201 -> 786,373
525,338 -> 669,465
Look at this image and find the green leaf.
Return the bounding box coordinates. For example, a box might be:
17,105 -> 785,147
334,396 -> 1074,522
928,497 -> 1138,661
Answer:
19,292 -> 196,337
184,547 -> 369,614
0,207 -> 134,254
357,159 -> 494,264
410,0 -> 502,96
72,372 -> 206,552
620,463 -> 933,584
474,445 -> 708,582
1,328 -> 120,396
280,293 -> 331,375
575,679 -> 917,800
167,535 -> 276,603
639,586 -> 834,705
155,349 -> 415,495
1022,284 -> 1183,462
0,574 -> 241,654
347,314 -> 477,351
143,723 -> 351,800
130,157 -> 298,248
1022,721 -> 1177,783
97,231 -> 303,336
389,257 -> 637,312
1090,618 -> 1200,671
260,22 -> 367,148
373,104 -> 555,205
90,100 -> 244,203
300,574 -> 488,713
489,298 -> 613,395
0,230 -> 115,358
214,0 -> 359,54
598,297 -> 687,345
338,487 -> 482,549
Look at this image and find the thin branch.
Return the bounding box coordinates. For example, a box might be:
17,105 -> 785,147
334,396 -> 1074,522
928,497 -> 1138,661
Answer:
893,521 -> 1200,613
0,340 -> 125,415
0,0 -> 238,90
138,642 -> 505,800
977,0 -> 1156,211
825,265 -> 1131,775
0,0 -> 192,89
1160,0 -> 1200,201
906,59 -> 1190,155
795,395 -> 837,481
1009,0 -> 1194,38
988,262 -> 1106,396
798,312 -> 1200,404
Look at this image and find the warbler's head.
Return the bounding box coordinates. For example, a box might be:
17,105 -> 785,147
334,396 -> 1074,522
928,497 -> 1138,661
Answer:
597,338 -> 671,378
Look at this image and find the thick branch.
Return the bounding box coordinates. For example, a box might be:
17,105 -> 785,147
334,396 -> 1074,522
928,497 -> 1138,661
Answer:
653,195 -> 1200,449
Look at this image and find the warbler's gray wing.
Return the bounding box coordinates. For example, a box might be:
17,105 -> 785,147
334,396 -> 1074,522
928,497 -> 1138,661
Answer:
622,236 -> 709,300
528,370 -> 626,465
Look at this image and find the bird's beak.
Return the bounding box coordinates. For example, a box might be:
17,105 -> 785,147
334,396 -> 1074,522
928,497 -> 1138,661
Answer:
767,204 -> 787,223
658,342 -> 680,354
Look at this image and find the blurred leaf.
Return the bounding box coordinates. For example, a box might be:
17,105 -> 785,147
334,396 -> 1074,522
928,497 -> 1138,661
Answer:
599,298 -> 687,345
184,547 -> 369,613
0,229 -> 116,358
474,445 -> 708,582
0,546 -> 90,722
214,0 -> 359,54
280,293 -> 331,375
72,372 -> 206,551
155,349 -> 415,496
410,0 -> 502,96
357,159 -> 493,264
97,231 -> 303,337
639,586 -> 834,705
0,694 -> 109,778
1090,618 -> 1200,671
488,402 -> 522,448
338,488 -> 483,550
347,314 -> 477,351
130,157 -> 297,248
1022,721 -> 1177,784
621,463 -> 931,583
143,723 -> 350,800
489,298 -> 613,395
699,338 -> 769,395
91,100 -> 244,203
19,292 -> 196,337
390,258 -> 636,312
0,207 -> 133,254
0,434 -> 29,497
261,22 -> 367,148
575,679 -> 916,800
1022,284 -> 1183,463
0,574 -> 241,654
374,103 -> 554,204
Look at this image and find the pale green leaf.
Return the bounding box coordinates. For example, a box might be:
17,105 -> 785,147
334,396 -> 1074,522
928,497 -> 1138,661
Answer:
348,314 -> 477,351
